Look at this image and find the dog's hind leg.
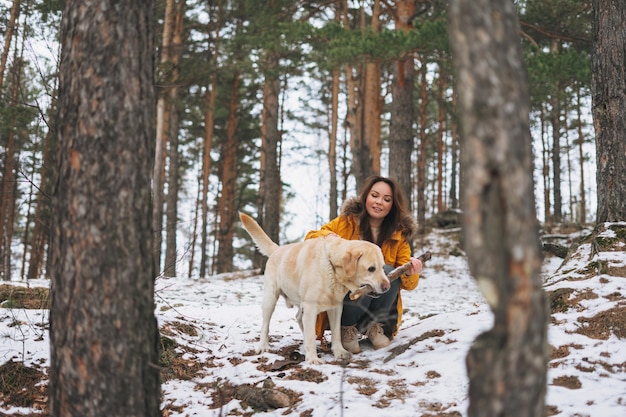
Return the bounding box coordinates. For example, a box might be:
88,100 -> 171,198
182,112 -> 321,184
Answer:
301,304 -> 323,364
258,282 -> 280,354
327,306 -> 352,361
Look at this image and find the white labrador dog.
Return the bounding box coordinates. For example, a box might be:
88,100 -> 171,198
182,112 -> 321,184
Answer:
239,212 -> 391,364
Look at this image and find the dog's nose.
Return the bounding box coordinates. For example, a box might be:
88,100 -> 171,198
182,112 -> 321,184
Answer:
381,279 -> 390,292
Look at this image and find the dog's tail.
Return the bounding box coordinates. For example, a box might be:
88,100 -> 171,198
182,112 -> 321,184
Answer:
239,212 -> 280,256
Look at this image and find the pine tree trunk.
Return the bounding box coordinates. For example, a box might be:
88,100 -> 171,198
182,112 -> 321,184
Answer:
416,64 -> 428,234
49,2 -> 160,416
389,0 -> 416,208
344,1 -> 365,191
540,108 -> 551,222
436,66 -> 446,212
329,66 -> 340,219
0,0 -> 20,91
200,1 -> 221,277
359,1 -> 381,181
592,0 -> 626,223
153,0 -> 177,275
0,47 -> 23,280
216,72 -> 239,274
164,109 -> 180,277
163,0 -> 185,278
576,89 -> 587,223
449,91 -> 459,209
27,99 -> 56,279
262,52 -> 281,244
449,1 -> 549,417
551,92 -> 562,222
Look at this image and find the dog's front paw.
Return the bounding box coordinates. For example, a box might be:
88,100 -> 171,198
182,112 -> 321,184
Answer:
257,343 -> 270,354
332,347 -> 353,361
305,353 -> 324,365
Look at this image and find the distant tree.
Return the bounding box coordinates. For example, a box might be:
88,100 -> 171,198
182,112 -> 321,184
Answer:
592,0 -> 626,223
153,0 -> 177,274
163,0 -> 186,277
448,1 -> 548,417
199,0 -> 222,277
389,0 -> 418,208
49,1 -> 160,416
0,0 -> 19,93
215,71 -> 240,273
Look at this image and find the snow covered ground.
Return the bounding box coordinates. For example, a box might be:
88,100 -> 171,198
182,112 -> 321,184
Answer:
1,225 -> 625,416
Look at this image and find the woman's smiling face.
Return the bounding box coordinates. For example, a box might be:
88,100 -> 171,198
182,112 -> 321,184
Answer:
365,181 -> 393,225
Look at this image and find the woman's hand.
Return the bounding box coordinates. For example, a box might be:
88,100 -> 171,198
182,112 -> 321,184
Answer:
407,257 -> 423,275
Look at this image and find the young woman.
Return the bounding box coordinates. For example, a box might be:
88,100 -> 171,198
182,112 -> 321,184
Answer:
305,176 -> 423,353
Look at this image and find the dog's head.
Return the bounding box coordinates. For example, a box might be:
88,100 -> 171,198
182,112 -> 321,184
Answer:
340,242 -> 390,295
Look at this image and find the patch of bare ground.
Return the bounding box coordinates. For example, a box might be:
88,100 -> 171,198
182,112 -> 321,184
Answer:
418,400 -> 462,417
374,378 -> 410,408
0,285 -> 49,310
205,378 -> 302,413
159,333 -> 216,383
552,375 -> 582,389
347,376 -> 378,396
0,360 -> 48,416
575,305 -> 626,340
285,367 -> 327,383
550,344 -> 571,360
545,404 -> 560,416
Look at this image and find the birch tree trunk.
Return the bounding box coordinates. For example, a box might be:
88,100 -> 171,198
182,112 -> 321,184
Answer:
448,1 -> 549,416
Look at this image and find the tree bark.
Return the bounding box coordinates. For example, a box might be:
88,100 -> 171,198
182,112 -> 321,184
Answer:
448,1 -> 549,417
0,0 -> 20,92
200,0 -> 222,277
362,0 -> 382,177
216,72 -> 240,274
163,0 -> 186,278
576,88 -> 587,223
416,63 -> 428,234
343,0 -> 365,191
436,65 -> 446,212
449,90 -> 459,210
164,108 -> 180,277
592,0 -> 626,223
329,66 -> 340,219
50,1 -> 160,416
153,0 -> 177,275
28,96 -> 56,279
389,0 -> 416,209
262,51 -> 281,244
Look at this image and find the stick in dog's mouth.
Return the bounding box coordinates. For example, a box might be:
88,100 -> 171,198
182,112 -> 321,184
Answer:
350,284 -> 380,299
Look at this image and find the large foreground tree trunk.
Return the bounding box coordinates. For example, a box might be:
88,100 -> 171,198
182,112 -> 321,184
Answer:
593,0 -> 626,223
448,1 -> 549,417
49,1 -> 160,416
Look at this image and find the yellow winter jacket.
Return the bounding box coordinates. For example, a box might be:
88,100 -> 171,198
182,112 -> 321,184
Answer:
305,198 -> 419,340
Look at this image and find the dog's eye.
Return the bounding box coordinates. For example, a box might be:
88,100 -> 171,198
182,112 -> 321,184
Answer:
368,266 -> 376,273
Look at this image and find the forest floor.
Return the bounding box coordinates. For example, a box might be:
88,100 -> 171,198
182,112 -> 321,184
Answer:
1,223 -> 625,417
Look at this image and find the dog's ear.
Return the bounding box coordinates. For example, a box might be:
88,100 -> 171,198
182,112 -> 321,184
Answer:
341,250 -> 362,277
